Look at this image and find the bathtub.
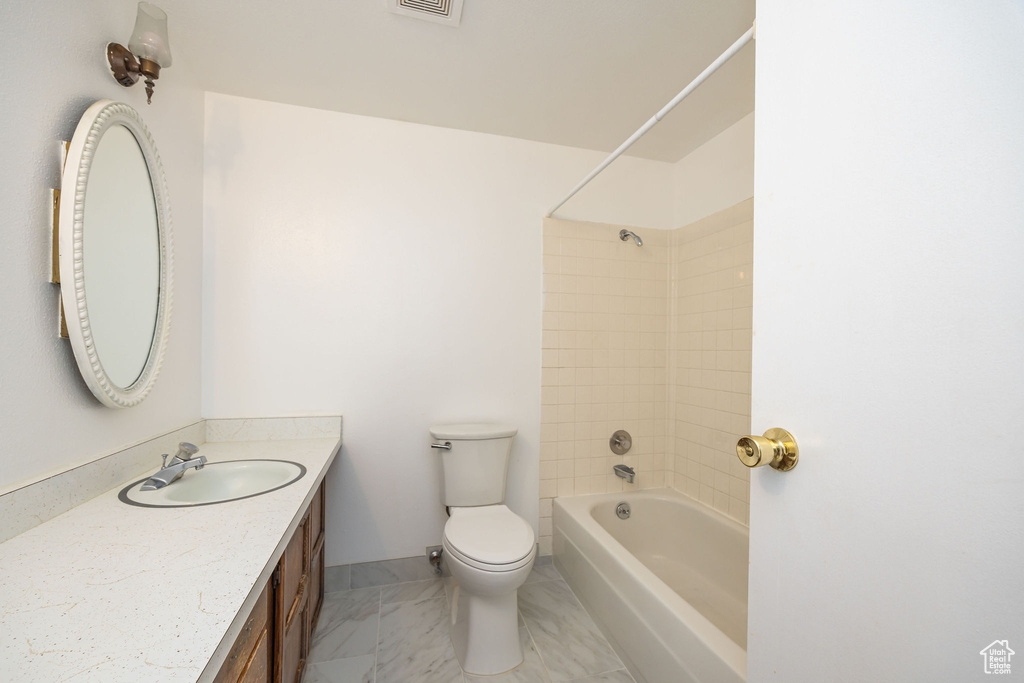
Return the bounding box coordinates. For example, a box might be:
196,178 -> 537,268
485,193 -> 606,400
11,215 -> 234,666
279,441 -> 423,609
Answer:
553,488 -> 747,683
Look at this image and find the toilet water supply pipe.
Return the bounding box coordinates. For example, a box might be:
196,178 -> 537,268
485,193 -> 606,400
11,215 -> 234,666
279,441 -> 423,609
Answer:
546,23 -> 756,218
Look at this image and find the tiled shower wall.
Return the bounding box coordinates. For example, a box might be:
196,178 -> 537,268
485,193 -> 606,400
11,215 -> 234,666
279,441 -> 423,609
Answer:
669,199 -> 754,525
539,200 -> 753,553
539,219 -> 670,555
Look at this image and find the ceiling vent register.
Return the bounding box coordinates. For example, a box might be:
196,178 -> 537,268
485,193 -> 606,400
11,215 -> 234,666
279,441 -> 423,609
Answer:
389,0 -> 464,26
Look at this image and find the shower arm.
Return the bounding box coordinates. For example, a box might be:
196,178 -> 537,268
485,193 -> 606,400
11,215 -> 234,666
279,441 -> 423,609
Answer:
546,22 -> 755,219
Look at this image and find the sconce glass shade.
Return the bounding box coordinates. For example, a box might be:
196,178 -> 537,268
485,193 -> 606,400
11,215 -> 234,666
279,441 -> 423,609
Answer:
128,2 -> 172,68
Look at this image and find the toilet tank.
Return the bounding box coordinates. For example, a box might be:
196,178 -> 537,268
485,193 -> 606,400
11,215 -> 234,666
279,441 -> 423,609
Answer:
430,423 -> 518,507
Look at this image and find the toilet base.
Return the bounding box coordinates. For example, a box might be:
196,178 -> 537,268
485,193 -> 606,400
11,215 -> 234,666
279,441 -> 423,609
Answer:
450,583 -> 523,676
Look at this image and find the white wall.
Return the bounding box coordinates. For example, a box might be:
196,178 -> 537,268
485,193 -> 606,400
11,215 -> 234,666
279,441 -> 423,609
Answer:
671,112 -> 754,228
0,1 -> 204,492
750,3 -> 1024,681
203,93 -> 674,565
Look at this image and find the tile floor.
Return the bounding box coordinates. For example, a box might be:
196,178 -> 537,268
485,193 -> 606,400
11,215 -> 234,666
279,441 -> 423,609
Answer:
305,559 -> 635,683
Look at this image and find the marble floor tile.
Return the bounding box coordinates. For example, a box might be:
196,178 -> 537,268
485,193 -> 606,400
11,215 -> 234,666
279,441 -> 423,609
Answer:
309,587 -> 381,663
381,577 -> 446,604
464,624 -> 551,683
442,575 -> 455,608
325,564 -> 351,593
376,596 -> 463,683
304,654 -> 376,683
565,669 -> 635,683
523,564 -> 561,584
518,580 -> 622,682
351,556 -> 440,588
310,569 -> 626,683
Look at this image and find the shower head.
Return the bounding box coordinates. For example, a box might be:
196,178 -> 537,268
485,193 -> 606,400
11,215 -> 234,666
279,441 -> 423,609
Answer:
619,229 -> 643,247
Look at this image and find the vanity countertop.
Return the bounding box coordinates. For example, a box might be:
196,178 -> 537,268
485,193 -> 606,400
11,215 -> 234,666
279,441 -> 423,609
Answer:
0,432 -> 340,682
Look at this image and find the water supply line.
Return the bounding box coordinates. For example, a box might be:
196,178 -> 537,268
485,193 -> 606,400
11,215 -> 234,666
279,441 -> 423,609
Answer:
429,548 -> 443,575
546,23 -> 755,218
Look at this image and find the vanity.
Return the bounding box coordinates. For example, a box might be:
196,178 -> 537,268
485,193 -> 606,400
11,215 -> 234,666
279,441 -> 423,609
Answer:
0,420 -> 340,682
0,97 -> 342,681
213,468 -> 326,683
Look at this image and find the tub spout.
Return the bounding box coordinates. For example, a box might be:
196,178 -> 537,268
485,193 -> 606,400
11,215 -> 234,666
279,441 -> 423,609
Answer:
613,464 -> 635,483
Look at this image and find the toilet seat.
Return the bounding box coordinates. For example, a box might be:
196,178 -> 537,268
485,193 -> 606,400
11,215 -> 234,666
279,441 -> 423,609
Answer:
443,505 -> 535,571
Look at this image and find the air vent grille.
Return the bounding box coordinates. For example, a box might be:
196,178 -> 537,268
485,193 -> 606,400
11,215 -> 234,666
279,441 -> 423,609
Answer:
389,0 -> 464,26
400,0 -> 451,17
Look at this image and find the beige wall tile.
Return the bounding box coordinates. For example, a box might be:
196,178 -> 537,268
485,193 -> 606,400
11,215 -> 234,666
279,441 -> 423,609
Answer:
537,204 -> 752,555
669,199 -> 753,525
537,218 -> 672,551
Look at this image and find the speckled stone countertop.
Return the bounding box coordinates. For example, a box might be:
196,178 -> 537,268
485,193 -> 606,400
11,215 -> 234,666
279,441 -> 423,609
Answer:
0,430 -> 340,683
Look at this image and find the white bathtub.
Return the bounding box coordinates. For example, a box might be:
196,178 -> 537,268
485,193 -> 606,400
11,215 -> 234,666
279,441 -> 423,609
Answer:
553,488 -> 747,683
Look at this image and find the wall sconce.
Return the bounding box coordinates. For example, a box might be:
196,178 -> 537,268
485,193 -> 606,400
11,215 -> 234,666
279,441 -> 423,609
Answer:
107,2 -> 172,104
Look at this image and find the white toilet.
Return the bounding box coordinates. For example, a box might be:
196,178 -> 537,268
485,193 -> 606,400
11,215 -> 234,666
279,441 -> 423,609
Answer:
431,423 -> 536,676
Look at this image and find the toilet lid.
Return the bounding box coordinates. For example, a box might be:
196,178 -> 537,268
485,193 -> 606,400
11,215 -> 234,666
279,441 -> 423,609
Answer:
443,505 -> 535,565
429,423 -> 518,440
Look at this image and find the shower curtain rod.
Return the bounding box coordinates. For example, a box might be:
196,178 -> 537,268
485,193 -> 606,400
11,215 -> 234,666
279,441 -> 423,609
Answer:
546,23 -> 755,218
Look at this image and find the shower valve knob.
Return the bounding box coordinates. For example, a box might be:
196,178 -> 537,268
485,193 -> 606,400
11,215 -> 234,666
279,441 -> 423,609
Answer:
736,428 -> 798,471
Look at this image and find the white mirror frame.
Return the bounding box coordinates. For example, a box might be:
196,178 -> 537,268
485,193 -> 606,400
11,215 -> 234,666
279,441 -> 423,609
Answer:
58,100 -> 173,408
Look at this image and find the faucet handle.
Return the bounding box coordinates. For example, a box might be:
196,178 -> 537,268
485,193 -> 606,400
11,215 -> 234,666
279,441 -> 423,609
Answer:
175,442 -> 199,461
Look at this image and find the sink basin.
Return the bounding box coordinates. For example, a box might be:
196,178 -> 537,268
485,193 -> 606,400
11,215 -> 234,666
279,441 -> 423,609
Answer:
119,459 -> 306,508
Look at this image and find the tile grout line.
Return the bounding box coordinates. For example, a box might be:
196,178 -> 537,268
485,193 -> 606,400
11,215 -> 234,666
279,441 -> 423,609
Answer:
557,578 -> 633,682
562,671 -> 634,683
373,588 -> 382,683
518,606 -> 555,683
520,565 -> 565,682
560,578 -> 624,658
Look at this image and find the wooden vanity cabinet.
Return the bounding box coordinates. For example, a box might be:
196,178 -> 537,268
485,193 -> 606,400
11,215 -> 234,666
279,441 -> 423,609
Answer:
213,581 -> 272,683
308,482 -> 326,635
214,480 -> 326,683
277,509 -> 310,683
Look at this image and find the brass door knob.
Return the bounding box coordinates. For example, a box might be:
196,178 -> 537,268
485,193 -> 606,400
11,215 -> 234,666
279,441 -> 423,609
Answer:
736,428 -> 798,471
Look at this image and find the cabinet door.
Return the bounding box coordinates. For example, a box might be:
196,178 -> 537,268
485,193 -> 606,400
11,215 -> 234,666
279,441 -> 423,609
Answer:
214,581 -> 271,683
281,513 -> 309,624
308,537 -> 325,635
307,482 -> 326,635
280,600 -> 308,683
310,481 -> 324,551
237,628 -> 271,683
275,513 -> 310,683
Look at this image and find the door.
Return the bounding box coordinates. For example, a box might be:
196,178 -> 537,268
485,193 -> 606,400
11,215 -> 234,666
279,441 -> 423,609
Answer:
748,3 -> 1024,682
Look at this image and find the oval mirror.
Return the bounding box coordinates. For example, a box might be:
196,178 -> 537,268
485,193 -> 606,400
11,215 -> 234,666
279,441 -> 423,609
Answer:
58,100 -> 172,408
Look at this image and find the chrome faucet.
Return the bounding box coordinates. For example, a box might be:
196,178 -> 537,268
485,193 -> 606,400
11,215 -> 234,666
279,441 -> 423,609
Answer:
613,464 -> 636,483
140,442 -> 206,491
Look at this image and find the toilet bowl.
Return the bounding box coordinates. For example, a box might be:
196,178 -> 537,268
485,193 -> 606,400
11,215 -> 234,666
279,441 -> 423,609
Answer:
443,505 -> 536,675
429,422 -> 534,676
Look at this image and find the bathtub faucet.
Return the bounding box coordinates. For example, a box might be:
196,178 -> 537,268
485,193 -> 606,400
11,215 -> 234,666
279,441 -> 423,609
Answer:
613,464 -> 635,483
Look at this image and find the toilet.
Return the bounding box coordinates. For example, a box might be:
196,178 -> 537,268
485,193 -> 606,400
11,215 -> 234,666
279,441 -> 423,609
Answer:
431,423 -> 536,676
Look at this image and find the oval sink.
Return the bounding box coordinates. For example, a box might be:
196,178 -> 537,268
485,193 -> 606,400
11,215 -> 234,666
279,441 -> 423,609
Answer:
119,460 -> 306,508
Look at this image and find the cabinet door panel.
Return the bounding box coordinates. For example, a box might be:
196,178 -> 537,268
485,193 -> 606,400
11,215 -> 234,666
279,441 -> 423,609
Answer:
237,628 -> 270,683
308,539 -> 325,635
310,482 -> 324,551
276,510 -> 311,683
280,602 -> 308,683
214,581 -> 271,683
281,514 -> 309,625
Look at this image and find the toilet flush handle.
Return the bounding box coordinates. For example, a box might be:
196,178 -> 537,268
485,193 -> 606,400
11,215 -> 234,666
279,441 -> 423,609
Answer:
431,441 -> 453,450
